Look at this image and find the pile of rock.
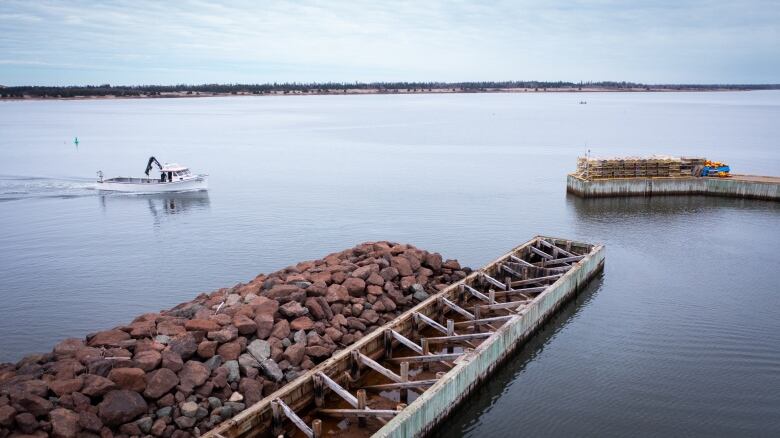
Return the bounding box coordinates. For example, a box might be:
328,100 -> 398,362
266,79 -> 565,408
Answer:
0,242 -> 469,438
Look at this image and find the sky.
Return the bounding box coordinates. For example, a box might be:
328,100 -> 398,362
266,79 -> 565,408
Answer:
0,0 -> 778,86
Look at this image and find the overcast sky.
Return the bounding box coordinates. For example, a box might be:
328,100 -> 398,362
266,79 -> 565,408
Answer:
1,0 -> 778,86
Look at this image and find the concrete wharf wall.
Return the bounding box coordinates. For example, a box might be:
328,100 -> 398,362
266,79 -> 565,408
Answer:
566,174 -> 780,201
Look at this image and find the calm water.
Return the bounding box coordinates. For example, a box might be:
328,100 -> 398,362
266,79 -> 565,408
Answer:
1,91 -> 779,436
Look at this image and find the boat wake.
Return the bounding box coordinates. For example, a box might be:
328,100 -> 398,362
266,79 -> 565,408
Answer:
0,175 -> 98,202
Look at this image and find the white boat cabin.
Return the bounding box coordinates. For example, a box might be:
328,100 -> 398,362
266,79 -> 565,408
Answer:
160,164 -> 193,183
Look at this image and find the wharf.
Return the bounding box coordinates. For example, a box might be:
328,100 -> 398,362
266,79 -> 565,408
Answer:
205,236 -> 604,438
566,173 -> 780,201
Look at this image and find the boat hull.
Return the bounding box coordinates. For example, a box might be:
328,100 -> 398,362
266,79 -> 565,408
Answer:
96,176 -> 208,193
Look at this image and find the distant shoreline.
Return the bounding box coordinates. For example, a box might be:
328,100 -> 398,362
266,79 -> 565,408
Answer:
0,86 -> 778,101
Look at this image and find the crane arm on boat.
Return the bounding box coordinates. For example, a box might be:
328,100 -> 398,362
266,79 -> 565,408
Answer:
145,156 -> 163,176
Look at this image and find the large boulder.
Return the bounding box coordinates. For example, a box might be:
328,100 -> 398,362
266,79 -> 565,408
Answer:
49,408 -> 80,438
184,319 -> 220,332
81,374 -> 116,397
87,330 -> 130,348
178,361 -> 210,390
144,368 -> 178,399
98,390 -> 147,426
107,368 -> 146,392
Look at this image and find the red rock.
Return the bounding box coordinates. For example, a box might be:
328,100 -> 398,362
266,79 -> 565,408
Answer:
304,346 -> 331,360
15,411 -> 38,433
282,344 -> 305,366
325,284 -> 349,303
161,350 -> 183,371
87,330 -> 130,348
207,327 -> 237,343
391,257 -> 413,277
150,418 -> 166,436
279,301 -> 308,319
233,314 -> 257,335
309,271 -> 331,284
78,410 -> 102,433
128,320 -> 156,338
217,341 -> 241,360
254,313 -> 275,339
133,349 -> 161,371
265,284 -> 301,301
331,271 -> 347,284
304,298 -> 326,320
75,347 -> 102,365
10,391 -> 53,417
156,320 -> 186,336
53,339 -> 85,358
184,319 -> 220,332
249,296 -> 279,316
49,377 -> 83,397
290,317 -> 314,331
324,327 -> 343,343
360,309 -> 380,324
168,333 -> 198,359
351,265 -> 374,280
238,378 -> 264,406
197,340 -> 218,358
97,390 -> 147,426
81,375 -> 116,397
424,253 -> 443,272
50,408 -> 80,438
443,259 -> 461,270
380,266 -> 400,281
343,278 -> 366,297
366,272 -> 384,286
107,368 -> 146,392
143,368 -> 178,399
0,405 -> 17,427
269,320 -> 290,339
178,361 -> 210,390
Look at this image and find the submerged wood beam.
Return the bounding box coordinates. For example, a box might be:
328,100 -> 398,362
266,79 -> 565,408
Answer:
386,353 -> 463,363
453,315 -> 514,327
533,255 -> 584,266
425,332 -> 493,344
362,380 -> 439,391
317,409 -> 398,418
511,274 -> 562,287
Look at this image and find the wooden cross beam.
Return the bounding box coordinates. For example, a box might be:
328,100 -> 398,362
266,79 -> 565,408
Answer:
424,332 -> 493,344
362,379 -> 439,391
441,297 -> 475,320
315,372 -> 358,408
272,399 -> 313,438
386,353 -> 463,363
317,409 -> 398,418
414,312 -> 448,334
538,239 -> 577,258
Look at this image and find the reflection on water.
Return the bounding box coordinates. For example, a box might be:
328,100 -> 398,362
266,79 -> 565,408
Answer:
99,191 -> 210,226
565,192 -> 780,222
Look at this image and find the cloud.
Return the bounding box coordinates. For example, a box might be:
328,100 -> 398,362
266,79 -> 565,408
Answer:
0,0 -> 778,85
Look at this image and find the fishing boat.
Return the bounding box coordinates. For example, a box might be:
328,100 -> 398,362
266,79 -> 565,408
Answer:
96,157 -> 208,192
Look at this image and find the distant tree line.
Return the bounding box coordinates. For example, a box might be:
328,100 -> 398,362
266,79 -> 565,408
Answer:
1,81 -> 778,98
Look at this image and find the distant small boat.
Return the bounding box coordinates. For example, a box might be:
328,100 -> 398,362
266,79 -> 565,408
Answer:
579,101 -> 587,104
96,156 -> 208,192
